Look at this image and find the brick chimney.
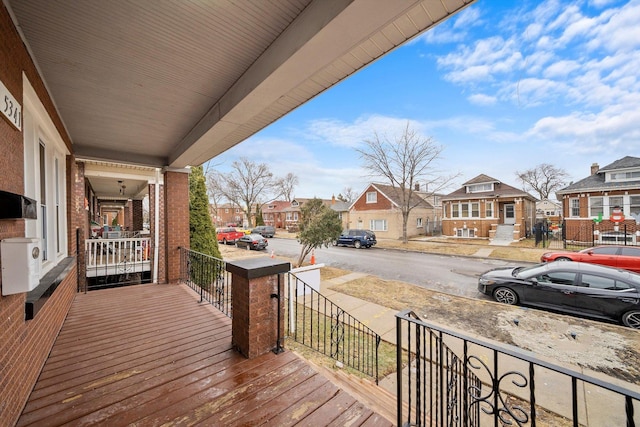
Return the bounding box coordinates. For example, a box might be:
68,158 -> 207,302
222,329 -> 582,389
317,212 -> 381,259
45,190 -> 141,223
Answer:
590,163 -> 599,175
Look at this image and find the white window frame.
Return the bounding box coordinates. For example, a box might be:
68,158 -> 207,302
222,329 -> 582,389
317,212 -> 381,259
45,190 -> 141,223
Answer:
630,195 -> 640,218
416,217 -> 423,228
23,76 -> 69,276
569,198 -> 580,217
485,202 -> 493,218
467,183 -> 493,193
369,219 -> 387,231
366,191 -> 377,203
589,196 -> 603,217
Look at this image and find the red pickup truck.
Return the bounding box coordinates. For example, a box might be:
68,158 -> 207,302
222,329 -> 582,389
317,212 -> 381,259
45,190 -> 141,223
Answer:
217,227 -> 245,244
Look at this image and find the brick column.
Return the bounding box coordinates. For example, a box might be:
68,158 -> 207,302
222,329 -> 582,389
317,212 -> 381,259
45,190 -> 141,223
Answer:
164,169 -> 189,284
226,258 -> 290,359
132,199 -> 143,231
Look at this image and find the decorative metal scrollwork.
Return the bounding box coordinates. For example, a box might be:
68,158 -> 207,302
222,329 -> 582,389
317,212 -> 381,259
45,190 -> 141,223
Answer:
331,308 -> 345,359
467,354 -> 530,426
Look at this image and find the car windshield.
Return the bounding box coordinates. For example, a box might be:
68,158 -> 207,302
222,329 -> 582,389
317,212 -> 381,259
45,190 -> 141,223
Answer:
512,264 -> 548,278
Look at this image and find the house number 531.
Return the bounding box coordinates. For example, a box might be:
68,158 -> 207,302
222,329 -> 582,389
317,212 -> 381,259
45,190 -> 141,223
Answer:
1,80 -> 22,131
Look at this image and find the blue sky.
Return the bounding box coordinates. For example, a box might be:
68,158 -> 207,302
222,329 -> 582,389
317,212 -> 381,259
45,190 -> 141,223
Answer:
209,0 -> 640,201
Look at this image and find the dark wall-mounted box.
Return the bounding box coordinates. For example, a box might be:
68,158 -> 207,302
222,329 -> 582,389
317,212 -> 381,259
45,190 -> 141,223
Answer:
0,190 -> 37,219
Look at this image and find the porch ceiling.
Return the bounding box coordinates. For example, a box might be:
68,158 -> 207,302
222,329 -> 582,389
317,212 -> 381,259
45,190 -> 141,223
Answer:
7,0 -> 475,174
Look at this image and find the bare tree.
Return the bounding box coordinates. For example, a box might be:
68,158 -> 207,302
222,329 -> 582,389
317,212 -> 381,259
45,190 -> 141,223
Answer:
213,157 -> 276,227
205,169 -> 226,228
337,186 -> 357,204
274,172 -> 299,202
515,163 -> 569,200
357,122 -> 459,243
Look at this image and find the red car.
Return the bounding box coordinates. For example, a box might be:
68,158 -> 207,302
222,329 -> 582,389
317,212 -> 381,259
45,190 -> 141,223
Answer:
541,245 -> 640,273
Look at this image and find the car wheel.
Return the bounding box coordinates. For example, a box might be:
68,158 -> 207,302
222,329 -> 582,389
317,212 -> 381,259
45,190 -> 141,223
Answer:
493,287 -> 518,305
622,311 -> 640,329
332,240 -> 338,246
556,257 -> 572,261
354,240 -> 362,249
223,238 -> 228,245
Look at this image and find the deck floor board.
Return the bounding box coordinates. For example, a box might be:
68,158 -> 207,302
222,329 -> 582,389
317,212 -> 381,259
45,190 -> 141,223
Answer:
17,283 -> 393,427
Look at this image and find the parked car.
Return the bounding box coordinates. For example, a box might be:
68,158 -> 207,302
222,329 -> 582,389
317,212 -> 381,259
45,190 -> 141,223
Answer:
478,261 -> 640,329
235,233 -> 269,250
252,225 -> 275,238
541,245 -> 640,273
332,229 -> 377,249
216,227 -> 245,244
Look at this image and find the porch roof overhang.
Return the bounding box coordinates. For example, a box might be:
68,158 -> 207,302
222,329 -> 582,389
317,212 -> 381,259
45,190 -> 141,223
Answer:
6,0 -> 476,200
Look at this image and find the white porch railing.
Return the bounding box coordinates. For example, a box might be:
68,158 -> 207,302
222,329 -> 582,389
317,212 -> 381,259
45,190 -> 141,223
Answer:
85,237 -> 151,278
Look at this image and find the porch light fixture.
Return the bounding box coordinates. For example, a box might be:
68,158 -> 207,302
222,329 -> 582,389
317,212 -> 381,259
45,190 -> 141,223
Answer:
118,180 -> 126,195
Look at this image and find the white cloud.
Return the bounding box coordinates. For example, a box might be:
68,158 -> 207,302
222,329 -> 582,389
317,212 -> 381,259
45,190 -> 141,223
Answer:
467,93 -> 497,106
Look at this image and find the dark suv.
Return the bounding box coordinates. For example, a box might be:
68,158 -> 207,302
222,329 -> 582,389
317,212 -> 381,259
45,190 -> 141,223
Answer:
251,225 -> 275,238
332,229 -> 377,249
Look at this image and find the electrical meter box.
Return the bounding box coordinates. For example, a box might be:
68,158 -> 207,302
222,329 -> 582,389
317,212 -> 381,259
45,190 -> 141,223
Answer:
1,238 -> 40,295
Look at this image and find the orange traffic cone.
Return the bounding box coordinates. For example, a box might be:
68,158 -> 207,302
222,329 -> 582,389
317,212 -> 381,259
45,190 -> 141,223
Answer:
310,249 -> 315,265
270,250 -> 275,259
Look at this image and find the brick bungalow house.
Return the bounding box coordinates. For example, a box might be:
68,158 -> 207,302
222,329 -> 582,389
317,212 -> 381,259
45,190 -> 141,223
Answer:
262,197 -> 346,231
441,174 -> 537,240
556,156 -> 640,245
348,183 -> 437,240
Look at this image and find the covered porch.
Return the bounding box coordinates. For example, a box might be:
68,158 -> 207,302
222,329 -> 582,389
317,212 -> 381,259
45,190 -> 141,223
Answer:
17,283 -> 392,426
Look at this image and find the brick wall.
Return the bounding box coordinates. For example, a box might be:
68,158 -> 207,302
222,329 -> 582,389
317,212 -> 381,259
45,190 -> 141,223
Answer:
164,171 -> 189,284
0,5 -> 77,424
132,199 -> 144,231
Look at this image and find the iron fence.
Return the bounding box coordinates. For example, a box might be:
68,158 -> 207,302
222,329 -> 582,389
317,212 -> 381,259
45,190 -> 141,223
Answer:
285,272 -> 381,383
178,247 -> 231,317
396,309 -> 640,427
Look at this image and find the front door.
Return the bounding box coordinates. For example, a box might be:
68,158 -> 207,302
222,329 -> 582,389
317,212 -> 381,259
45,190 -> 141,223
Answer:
504,204 -> 515,224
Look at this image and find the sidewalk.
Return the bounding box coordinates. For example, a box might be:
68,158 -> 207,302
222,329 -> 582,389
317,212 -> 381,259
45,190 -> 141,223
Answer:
318,273 -> 639,426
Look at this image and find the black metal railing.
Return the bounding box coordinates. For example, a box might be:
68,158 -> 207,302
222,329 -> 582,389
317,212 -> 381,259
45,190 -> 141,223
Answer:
396,310 -> 640,427
285,272 -> 381,383
179,247 -> 231,317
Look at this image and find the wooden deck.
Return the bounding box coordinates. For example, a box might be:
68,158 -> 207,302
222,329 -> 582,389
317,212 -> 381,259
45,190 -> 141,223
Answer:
17,283 -> 393,426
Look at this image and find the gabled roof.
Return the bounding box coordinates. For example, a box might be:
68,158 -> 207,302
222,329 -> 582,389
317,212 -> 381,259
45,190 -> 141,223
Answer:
599,156 -> 640,171
462,174 -> 501,186
355,183 -> 434,210
443,174 -> 536,201
557,156 -> 640,194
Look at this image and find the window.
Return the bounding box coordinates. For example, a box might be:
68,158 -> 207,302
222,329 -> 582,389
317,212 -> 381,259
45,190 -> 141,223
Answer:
456,228 -> 475,237
461,203 -> 469,218
416,218 -> 423,228
589,197 -> 603,217
467,183 -> 493,193
610,171 -> 640,181
485,202 -> 493,218
225,208 -> 229,213
369,219 -> 387,231
535,272 -> 576,286
293,212 -> 298,221
471,202 -> 479,218
620,247 -> 640,257
23,76 -> 69,276
366,192 -> 377,203
570,198 -> 580,217
608,196 -> 623,217
630,196 -> 640,218
451,203 -> 459,218
580,274 -> 616,290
